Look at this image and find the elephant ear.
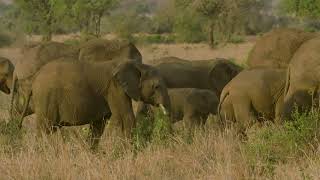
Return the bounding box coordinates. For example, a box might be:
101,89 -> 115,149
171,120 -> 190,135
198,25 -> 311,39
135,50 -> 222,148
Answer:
113,61 -> 142,101
209,60 -> 242,96
0,58 -> 14,94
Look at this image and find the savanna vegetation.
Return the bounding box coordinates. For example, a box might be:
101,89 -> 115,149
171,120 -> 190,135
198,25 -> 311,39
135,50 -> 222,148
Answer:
0,0 -> 320,179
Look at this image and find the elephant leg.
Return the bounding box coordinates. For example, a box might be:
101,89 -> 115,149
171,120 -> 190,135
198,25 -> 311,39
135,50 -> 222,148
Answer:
274,94 -> 284,125
219,95 -> 235,129
106,80 -> 136,139
233,96 -> 257,137
89,119 -> 107,150
34,93 -> 60,138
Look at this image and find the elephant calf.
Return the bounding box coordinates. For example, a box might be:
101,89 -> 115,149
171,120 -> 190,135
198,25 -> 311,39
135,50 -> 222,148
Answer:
138,88 -> 219,132
218,68 -> 286,135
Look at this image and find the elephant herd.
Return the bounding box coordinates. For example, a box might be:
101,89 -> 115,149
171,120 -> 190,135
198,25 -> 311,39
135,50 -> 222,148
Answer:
0,27 -> 318,148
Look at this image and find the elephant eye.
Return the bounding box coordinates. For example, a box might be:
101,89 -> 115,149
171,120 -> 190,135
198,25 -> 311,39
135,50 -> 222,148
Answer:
154,84 -> 160,90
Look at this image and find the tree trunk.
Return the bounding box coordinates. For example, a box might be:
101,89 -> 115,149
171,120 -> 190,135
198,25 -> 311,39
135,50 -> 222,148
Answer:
209,21 -> 215,48
94,13 -> 103,38
41,1 -> 53,42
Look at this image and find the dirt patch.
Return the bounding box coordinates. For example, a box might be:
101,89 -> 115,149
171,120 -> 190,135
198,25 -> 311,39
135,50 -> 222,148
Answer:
139,41 -> 254,65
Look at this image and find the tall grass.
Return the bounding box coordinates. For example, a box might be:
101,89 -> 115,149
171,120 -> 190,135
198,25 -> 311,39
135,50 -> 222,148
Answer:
0,109 -> 320,179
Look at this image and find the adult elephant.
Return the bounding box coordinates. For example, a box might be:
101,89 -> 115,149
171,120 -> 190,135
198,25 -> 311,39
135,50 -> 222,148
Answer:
282,36 -> 320,120
10,39 -> 143,122
247,28 -> 315,69
10,41 -> 79,120
0,57 -> 14,94
136,57 -> 242,127
78,38 -> 142,63
28,59 -> 170,148
218,68 -> 286,135
153,57 -> 243,97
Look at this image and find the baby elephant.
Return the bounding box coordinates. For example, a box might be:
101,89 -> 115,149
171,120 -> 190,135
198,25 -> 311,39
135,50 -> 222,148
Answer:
218,68 -> 286,135
170,88 -> 219,128
138,88 -> 219,132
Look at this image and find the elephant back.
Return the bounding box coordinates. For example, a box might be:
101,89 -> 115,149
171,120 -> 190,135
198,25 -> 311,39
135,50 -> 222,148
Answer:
247,28 -> 316,69
155,57 -> 242,96
78,39 -> 142,63
15,41 -> 79,80
289,36 -> 320,77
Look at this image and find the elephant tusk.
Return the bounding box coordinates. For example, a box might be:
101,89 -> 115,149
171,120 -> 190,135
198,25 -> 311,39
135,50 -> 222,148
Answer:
159,104 -> 168,116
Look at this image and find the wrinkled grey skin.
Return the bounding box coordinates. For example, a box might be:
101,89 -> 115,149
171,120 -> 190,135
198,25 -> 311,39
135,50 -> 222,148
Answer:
10,40 -> 142,123
137,88 -> 218,133
282,36 -> 320,120
0,57 -> 14,95
136,57 -> 242,128
10,41 -> 79,121
168,88 -> 218,133
78,39 -> 142,63
30,60 -> 170,148
218,68 -> 286,135
153,57 -> 243,97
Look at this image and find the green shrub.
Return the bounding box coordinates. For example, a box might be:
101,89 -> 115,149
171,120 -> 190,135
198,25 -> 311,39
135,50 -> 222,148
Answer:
244,109 -> 320,174
151,109 -> 172,145
135,34 -> 176,44
173,11 -> 207,43
0,31 -> 13,47
64,39 -> 81,46
132,114 -> 154,150
228,35 -> 245,44
132,108 -> 172,150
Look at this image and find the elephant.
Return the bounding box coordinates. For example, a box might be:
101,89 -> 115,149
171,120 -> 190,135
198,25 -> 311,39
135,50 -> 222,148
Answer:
78,38 -> 142,63
282,36 -> 320,120
27,59 -> 170,148
153,57 -> 243,97
10,41 -> 79,120
218,68 -> 286,135
247,28 -> 315,69
10,39 -> 143,123
136,57 -> 241,130
138,88 -> 218,133
0,57 -> 14,94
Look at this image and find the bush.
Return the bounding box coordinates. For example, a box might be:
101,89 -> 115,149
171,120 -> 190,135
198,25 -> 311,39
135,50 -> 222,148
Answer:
132,108 -> 172,150
64,39 -> 81,46
228,35 -> 245,44
0,31 -> 13,47
244,109 -> 320,174
134,34 -> 176,44
173,11 -> 207,43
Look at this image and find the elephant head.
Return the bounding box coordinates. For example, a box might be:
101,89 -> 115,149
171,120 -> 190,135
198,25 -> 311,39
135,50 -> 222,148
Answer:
209,59 -> 243,97
0,57 -> 14,94
102,61 -> 171,138
113,62 -> 171,115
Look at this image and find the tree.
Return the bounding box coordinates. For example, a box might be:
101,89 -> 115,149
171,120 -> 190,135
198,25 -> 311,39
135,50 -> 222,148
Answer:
72,0 -> 118,38
174,0 -> 248,47
14,0 -> 70,41
280,0 -> 320,18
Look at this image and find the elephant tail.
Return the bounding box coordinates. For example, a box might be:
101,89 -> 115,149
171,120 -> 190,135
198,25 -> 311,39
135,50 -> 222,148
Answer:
9,73 -> 17,121
217,90 -> 230,125
18,90 -> 32,129
284,65 -> 291,97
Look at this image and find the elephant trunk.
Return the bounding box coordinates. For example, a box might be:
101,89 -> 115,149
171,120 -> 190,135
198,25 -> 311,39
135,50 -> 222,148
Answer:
156,91 -> 172,120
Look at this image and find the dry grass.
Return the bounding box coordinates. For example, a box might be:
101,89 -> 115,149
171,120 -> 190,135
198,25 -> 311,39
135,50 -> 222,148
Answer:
0,125 -> 319,180
1,35 -> 318,179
